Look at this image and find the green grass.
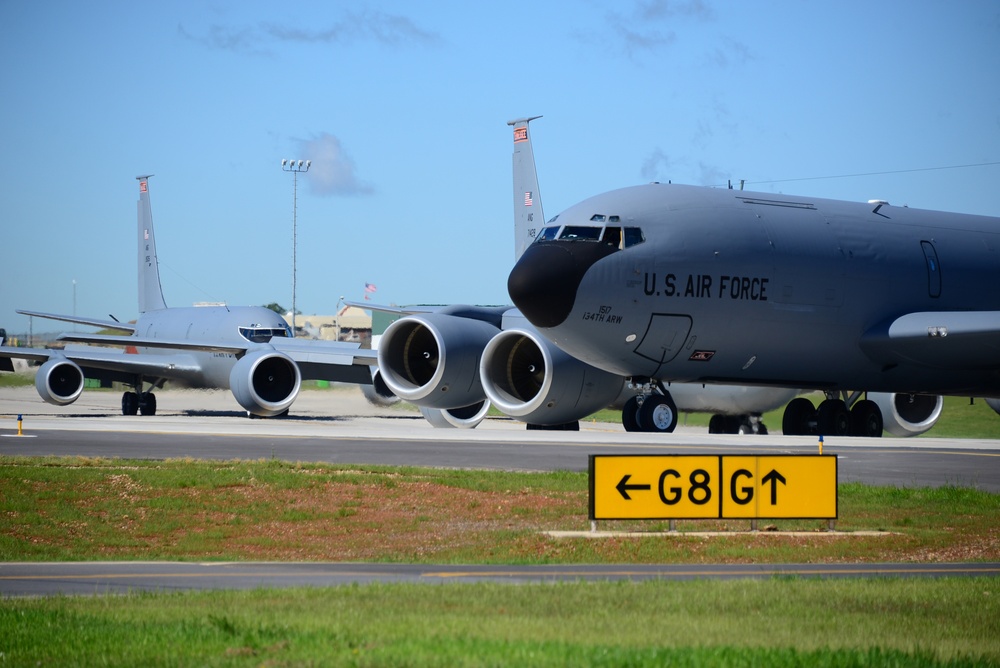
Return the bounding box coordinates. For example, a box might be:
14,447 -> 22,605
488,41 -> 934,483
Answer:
1,457 -> 997,564
2,579 -> 998,666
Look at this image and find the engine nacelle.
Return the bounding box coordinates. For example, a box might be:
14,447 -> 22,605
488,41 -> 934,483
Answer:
35,357 -> 85,406
229,349 -> 301,417
985,398 -> 1000,417
418,400 -> 491,429
481,328 -> 624,426
377,313 -> 499,409
870,392 -> 943,437
360,368 -> 401,407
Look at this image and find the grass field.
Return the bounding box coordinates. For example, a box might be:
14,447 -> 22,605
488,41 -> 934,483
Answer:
2,457 -> 999,664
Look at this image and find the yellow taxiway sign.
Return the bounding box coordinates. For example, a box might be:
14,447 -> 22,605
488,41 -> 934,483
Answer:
589,454 -> 837,520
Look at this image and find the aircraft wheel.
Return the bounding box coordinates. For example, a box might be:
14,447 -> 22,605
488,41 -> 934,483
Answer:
139,392 -> 156,416
738,417 -> 754,435
817,399 -> 850,436
708,414 -> 726,434
850,400 -> 883,437
638,394 -> 678,433
781,397 -> 814,435
622,396 -> 642,432
121,392 -> 139,416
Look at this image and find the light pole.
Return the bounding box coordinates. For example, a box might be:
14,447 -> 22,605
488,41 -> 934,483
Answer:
281,158 -> 310,336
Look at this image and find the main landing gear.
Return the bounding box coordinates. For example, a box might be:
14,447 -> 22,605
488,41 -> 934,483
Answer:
120,375 -> 162,416
708,414 -> 768,435
622,381 -> 679,433
781,392 -> 883,437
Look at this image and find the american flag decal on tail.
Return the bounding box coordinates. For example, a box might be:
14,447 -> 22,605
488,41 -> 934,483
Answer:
524,191 -> 533,206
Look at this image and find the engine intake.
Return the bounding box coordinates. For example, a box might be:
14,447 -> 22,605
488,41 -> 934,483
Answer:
35,357 -> 85,406
481,328 -> 623,426
229,349 -> 301,417
377,313 -> 499,409
418,400 -> 492,429
869,392 -> 943,437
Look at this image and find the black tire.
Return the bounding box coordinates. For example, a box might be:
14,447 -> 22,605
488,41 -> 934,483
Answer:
622,396 -> 642,432
139,392 -> 156,416
708,414 -> 726,434
850,400 -> 883,437
638,394 -> 678,433
121,392 -> 139,416
781,397 -> 815,435
817,399 -> 850,436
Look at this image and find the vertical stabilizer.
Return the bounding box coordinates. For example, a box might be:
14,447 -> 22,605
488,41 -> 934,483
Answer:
508,116 -> 544,261
136,175 -> 167,313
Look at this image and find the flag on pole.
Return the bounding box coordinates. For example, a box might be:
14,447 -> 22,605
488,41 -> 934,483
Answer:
364,283 -> 377,293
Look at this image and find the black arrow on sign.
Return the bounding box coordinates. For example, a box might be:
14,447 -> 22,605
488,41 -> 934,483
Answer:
616,474 -> 651,500
761,469 -> 787,505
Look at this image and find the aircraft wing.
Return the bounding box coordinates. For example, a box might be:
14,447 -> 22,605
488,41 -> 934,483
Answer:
17,309 -> 136,333
0,344 -> 201,379
343,300 -> 437,316
58,332 -> 245,354
57,332 -> 378,384
859,311 -> 1000,370
268,338 -> 377,385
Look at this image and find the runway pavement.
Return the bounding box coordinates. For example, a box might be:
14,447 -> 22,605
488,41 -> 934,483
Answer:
1,386 -> 998,490
3,561 -> 999,596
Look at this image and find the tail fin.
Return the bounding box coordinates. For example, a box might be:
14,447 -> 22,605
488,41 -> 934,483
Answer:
508,116 -> 544,261
137,175 -> 167,313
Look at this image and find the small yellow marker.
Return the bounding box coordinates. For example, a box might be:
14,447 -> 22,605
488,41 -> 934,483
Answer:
818,434 -> 824,455
17,414 -> 23,437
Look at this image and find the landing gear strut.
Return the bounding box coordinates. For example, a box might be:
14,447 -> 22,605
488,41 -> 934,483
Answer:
622,380 -> 678,433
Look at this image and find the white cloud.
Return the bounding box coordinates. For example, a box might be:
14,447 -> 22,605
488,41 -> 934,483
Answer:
296,133 -> 374,197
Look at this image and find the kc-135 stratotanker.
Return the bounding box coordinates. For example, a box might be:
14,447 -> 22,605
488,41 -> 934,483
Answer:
508,159 -> 1000,436
0,176 -> 376,417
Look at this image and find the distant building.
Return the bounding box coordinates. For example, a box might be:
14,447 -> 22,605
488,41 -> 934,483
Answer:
282,306 -> 372,345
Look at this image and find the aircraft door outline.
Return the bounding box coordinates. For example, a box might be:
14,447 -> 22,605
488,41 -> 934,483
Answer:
633,313 -> 693,367
920,240 -> 941,298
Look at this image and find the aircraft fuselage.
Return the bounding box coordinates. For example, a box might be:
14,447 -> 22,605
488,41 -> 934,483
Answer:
509,183 -> 1000,397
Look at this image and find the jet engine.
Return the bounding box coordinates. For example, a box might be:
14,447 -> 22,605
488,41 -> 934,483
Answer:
229,349 -> 301,417
377,312 -> 500,410
869,392 -> 943,437
35,357 -> 85,406
418,400 -> 492,429
480,328 -> 624,426
360,368 -> 401,407
986,398 -> 1000,417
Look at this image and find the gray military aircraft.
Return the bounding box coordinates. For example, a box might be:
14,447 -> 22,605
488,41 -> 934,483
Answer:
0,176 -> 375,417
362,117 -> 800,432
507,146 -> 1000,436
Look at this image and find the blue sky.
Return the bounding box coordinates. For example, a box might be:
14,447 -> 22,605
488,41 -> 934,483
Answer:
2,1 -> 998,335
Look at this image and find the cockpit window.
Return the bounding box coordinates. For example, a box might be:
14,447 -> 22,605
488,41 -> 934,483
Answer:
535,226 -> 560,242
559,226 -> 602,241
623,227 -> 645,248
530,221 -> 645,250
239,325 -> 291,344
590,214 -> 606,222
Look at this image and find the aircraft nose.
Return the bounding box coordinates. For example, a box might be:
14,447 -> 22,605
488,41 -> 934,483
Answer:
508,242 -> 616,329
